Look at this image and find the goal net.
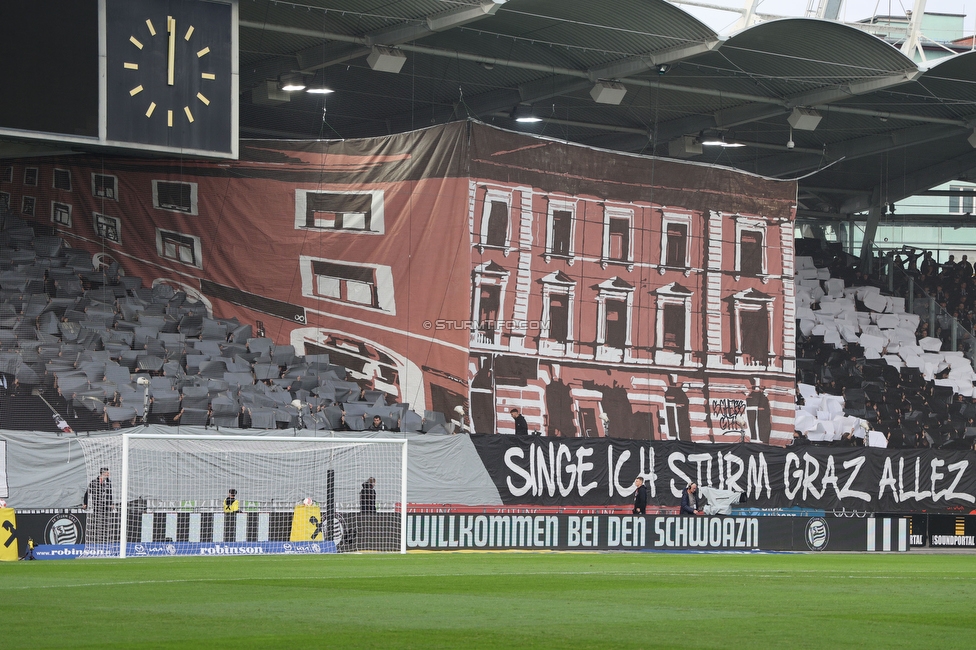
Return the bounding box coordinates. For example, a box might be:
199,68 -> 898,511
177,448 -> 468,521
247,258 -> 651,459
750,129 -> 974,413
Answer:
76,434 -> 407,557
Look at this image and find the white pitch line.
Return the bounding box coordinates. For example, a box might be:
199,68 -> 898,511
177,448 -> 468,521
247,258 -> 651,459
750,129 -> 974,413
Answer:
3,570 -> 971,591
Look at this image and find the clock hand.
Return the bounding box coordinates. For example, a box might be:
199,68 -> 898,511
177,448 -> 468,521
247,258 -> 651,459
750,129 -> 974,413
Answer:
167,16 -> 176,86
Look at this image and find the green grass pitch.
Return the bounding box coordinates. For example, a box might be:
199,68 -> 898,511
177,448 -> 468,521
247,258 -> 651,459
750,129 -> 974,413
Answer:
3,552 -> 975,649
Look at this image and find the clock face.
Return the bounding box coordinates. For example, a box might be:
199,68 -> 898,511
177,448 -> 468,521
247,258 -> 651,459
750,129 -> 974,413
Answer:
106,0 -> 233,154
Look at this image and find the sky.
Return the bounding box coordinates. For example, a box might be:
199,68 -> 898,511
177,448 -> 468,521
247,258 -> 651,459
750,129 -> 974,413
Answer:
674,0 -> 975,35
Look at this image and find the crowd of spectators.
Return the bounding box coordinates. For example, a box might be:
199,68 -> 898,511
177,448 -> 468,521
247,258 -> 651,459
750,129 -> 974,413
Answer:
0,210 -> 456,435
901,249 -> 976,350
795,240 -> 976,451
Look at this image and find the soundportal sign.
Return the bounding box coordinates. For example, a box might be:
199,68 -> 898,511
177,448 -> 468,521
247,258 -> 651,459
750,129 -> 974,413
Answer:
469,436 -> 976,512
404,514 -> 908,552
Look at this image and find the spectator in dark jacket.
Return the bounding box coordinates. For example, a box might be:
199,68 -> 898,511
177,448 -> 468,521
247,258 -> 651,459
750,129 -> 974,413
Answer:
680,483 -> 703,516
510,408 -> 529,436
359,477 -> 376,513
633,477 -> 647,515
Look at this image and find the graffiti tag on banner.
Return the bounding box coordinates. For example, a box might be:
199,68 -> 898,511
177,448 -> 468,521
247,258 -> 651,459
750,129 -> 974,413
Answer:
711,399 -> 747,433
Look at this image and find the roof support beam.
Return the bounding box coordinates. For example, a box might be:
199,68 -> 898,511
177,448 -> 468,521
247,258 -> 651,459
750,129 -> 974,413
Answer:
243,21 -> 962,126
895,155 -> 976,202
244,1 -> 503,76
486,112 -> 651,135
795,212 -> 976,226
859,202 -> 885,268
515,79 -> 591,104
450,39 -> 720,118
763,123 -> 960,183
385,46 -> 722,131
296,44 -> 370,72
240,20 -> 359,46
239,56 -> 304,92
790,70 -> 923,107
244,19 -> 721,82
658,70 -> 924,141
240,20 -> 969,143
241,19 -> 725,129
369,1 -> 503,46
841,148 -> 976,214
586,39 -> 721,81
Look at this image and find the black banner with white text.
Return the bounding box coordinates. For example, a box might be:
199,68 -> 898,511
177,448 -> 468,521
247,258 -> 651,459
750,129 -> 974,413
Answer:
469,436 -> 976,512
405,513 -> 908,552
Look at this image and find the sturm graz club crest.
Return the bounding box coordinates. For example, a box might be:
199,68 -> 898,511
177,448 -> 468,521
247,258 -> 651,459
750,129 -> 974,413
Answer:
805,518 -> 830,551
45,514 -> 83,545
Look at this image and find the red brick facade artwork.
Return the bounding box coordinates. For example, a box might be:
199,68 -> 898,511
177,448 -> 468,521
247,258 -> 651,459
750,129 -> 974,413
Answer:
1,121 -> 797,444
466,183 -> 797,444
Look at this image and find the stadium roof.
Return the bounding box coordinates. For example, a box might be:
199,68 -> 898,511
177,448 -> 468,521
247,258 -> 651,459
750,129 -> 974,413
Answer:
235,0 -> 976,223
8,0 -> 976,223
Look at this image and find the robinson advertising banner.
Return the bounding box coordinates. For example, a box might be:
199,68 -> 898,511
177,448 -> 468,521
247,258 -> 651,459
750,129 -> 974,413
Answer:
470,436 -> 976,513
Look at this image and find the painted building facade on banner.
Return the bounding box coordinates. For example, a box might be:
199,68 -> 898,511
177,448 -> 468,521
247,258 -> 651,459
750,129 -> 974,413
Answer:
467,182 -> 796,443
0,121 -> 797,444
1,129 -> 474,424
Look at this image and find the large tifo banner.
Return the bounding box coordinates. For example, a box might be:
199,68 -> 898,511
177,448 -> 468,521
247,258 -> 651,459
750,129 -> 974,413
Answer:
6,119 -> 797,444
470,436 -> 976,513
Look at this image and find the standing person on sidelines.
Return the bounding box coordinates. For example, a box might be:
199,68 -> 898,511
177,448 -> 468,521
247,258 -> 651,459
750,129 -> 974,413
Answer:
223,489 -> 240,514
632,477 -> 647,515
680,482 -> 704,516
510,408 -> 529,436
222,488 -> 241,542
360,477 -> 376,513
83,467 -> 115,544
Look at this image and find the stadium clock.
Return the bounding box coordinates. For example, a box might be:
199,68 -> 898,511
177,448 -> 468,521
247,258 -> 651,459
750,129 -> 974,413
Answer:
105,0 -> 235,155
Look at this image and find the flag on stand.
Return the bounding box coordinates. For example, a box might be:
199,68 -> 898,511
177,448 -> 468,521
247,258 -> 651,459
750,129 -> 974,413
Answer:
54,414 -> 73,434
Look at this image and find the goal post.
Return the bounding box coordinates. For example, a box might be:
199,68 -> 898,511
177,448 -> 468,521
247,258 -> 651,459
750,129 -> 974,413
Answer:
77,434 -> 407,558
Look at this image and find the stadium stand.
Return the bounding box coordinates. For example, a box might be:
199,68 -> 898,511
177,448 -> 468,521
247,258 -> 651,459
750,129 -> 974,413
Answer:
0,205 -> 451,435
794,239 -> 976,451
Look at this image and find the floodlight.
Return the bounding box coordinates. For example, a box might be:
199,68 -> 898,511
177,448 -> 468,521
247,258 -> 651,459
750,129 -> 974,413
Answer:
511,104 -> 542,123
278,73 -> 306,92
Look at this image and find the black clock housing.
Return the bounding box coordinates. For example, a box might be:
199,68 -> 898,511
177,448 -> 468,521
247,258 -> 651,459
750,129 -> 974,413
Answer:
106,0 -> 233,154
0,0 -> 99,137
